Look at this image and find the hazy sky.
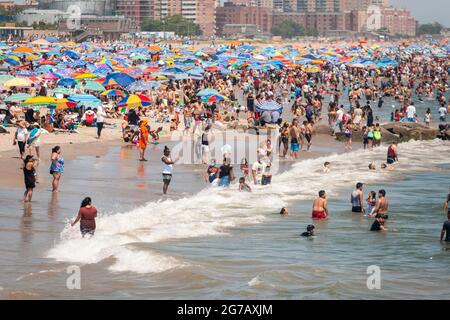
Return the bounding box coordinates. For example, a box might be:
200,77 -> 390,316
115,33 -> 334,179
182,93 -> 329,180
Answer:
387,0 -> 449,26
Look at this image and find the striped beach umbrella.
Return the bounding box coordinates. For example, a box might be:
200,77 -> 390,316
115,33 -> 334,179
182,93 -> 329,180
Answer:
116,94 -> 151,108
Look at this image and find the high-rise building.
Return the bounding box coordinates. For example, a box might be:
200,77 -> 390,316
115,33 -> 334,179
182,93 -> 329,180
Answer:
147,0 -> 216,36
297,0 -> 341,13
116,0 -> 151,29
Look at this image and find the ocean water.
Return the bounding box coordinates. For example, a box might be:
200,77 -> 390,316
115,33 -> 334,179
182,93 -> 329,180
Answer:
1,139 -> 449,299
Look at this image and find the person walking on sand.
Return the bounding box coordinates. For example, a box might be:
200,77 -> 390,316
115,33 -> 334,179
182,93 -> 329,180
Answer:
71,197 -> 97,238
13,120 -> 28,160
139,119 -> 149,161
312,190 -> 328,219
351,182 -> 365,214
93,107 -> 107,139
23,155 -> 36,202
161,146 -> 175,195
50,146 -> 64,193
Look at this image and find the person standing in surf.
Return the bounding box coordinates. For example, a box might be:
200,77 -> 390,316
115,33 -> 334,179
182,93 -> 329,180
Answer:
71,197 -> 97,238
444,187 -> 450,215
139,119 -> 149,161
387,142 -> 398,165
50,146 -> 64,193
312,190 -> 328,219
373,189 -> 389,217
161,146 -> 175,195
23,155 -> 36,203
350,182 -> 365,213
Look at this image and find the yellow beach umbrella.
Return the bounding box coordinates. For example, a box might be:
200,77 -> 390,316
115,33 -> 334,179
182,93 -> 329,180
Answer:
75,73 -> 98,79
4,77 -> 34,88
22,96 -> 58,106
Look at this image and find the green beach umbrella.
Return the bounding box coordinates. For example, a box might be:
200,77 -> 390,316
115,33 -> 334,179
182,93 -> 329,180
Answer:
77,80 -> 106,92
52,87 -> 74,95
0,74 -> 14,84
4,93 -> 32,103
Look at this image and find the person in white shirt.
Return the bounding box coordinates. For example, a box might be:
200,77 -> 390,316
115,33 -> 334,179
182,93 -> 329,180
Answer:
251,158 -> 266,185
93,107 -> 106,138
335,106 -> 345,132
161,146 -> 176,195
438,105 -> 447,122
406,102 -> 416,122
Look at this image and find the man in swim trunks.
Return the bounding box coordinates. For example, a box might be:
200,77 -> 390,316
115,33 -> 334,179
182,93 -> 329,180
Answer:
387,142 -> 398,165
312,190 -> 328,219
289,119 -> 301,160
373,189 -> 389,218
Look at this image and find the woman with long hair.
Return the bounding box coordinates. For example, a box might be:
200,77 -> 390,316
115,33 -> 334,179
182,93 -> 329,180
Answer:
50,146 -> 64,192
71,197 -> 98,237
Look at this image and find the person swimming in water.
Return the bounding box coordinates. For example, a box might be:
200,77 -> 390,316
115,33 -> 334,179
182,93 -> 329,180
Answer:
239,177 -> 251,192
301,224 -> 315,237
323,162 -> 331,173
370,214 -> 389,232
312,190 -> 328,219
444,187 -> 450,215
441,212 -> 450,242
280,207 -> 289,216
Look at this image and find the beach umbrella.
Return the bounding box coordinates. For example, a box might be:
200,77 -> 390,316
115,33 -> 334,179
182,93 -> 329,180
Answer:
4,93 -> 32,103
4,77 -> 33,88
22,96 -> 58,106
63,50 -> 80,60
256,100 -> 283,114
52,87 -> 74,95
79,81 -> 106,92
31,39 -> 51,46
12,46 -> 34,53
75,73 -> 98,80
126,81 -> 160,92
101,89 -> 126,97
55,98 -> 77,110
41,73 -> 60,81
103,73 -> 135,87
0,74 -> 14,84
68,94 -> 101,107
202,94 -> 227,104
196,88 -> 219,97
45,37 -> 58,43
4,58 -> 20,66
116,94 -> 151,108
57,78 -> 77,87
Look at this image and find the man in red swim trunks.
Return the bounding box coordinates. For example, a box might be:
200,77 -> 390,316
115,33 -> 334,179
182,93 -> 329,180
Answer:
312,190 -> 328,219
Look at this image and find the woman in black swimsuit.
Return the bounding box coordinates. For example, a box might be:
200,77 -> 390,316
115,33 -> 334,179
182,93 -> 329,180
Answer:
23,155 -> 36,202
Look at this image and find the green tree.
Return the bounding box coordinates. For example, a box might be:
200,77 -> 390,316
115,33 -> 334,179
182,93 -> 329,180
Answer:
417,22 -> 443,35
141,15 -> 202,37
